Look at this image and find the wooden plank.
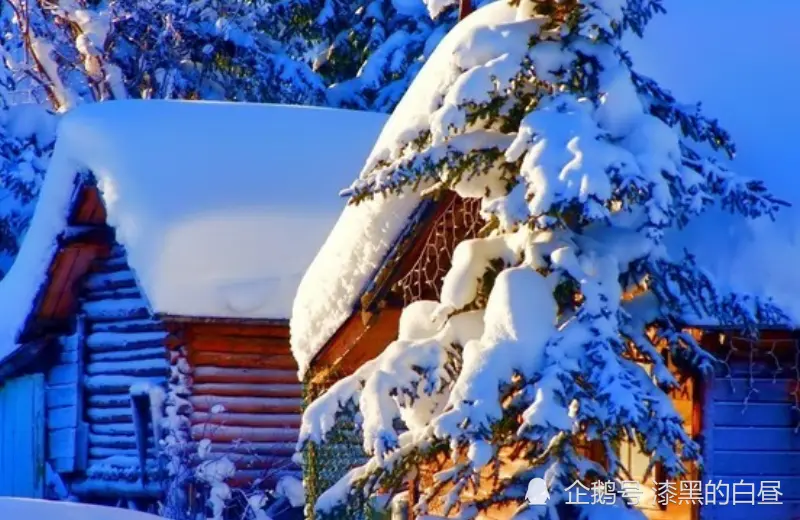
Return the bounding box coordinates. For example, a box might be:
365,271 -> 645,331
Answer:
48,428 -> 77,459
189,395 -> 302,414
0,375 -> 46,497
192,382 -> 302,398
190,351 -> 297,370
49,406 -> 79,429
192,367 -> 299,385
46,385 -> 79,409
191,412 -> 301,429
51,457 -> 77,473
702,476 -> 800,501
47,364 -> 80,385
53,246 -> 103,319
713,402 -> 798,427
712,377 -> 798,403
713,452 -> 800,476
38,249 -> 78,320
713,427 -> 800,451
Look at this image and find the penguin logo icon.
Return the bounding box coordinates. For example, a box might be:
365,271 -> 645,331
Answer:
526,477 -> 550,505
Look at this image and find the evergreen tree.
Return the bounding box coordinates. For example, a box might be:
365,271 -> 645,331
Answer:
300,0 -> 785,518
0,44 -> 55,275
1,0 -> 325,108
275,0 -> 492,112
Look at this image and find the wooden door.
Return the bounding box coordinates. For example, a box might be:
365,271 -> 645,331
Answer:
0,373 -> 46,497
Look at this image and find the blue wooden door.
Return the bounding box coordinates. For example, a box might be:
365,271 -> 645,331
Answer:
0,374 -> 45,497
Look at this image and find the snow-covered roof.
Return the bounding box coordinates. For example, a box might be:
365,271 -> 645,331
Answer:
290,0 -> 800,376
0,100 -> 387,362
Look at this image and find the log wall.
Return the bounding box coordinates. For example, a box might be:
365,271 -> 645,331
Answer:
176,322 -> 302,486
69,244 -> 169,496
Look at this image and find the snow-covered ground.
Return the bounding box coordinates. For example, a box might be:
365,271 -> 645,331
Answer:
0,498 -> 163,520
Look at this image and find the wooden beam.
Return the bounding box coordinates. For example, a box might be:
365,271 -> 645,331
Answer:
0,337 -> 51,384
459,0 -> 473,20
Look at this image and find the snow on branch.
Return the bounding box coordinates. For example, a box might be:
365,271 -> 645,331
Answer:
303,0 -> 786,518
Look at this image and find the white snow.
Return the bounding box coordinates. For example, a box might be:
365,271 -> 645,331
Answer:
291,0 -> 800,376
0,100 -> 387,363
290,0 -> 520,378
0,498 -> 164,519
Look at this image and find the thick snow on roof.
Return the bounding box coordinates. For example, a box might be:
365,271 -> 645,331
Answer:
290,0 -> 800,374
289,1 -> 519,377
0,100 -> 387,362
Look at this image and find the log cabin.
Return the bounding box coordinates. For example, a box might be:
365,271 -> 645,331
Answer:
290,3 -> 800,520
0,100 -> 387,511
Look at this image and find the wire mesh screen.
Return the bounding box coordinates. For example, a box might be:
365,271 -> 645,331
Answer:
394,196 -> 484,305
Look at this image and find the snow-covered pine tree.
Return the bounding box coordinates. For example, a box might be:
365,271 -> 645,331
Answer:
0,45 -> 55,275
275,0 -> 491,112
300,0 -> 786,518
1,0 -> 324,106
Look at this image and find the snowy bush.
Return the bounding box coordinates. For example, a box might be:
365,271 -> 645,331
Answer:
300,0 -> 786,518
160,399 -> 301,520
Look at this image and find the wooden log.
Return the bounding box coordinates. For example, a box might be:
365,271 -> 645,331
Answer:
86,358 -> 169,377
90,447 -> 157,459
189,351 -> 297,370
84,270 -> 137,292
89,434 -> 137,449
206,442 -> 297,457
190,335 -> 291,355
83,299 -> 150,322
82,287 -> 142,302
87,407 -> 133,424
192,453 -> 290,471
90,423 -> 136,436
227,469 -> 301,488
190,395 -> 302,414
191,425 -> 299,443
86,331 -> 167,352
186,322 -> 290,340
192,412 -> 301,429
88,394 -> 130,409
192,382 -> 301,398
90,346 -> 167,363
90,318 -> 166,334
85,375 -> 163,394
192,367 -> 298,385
